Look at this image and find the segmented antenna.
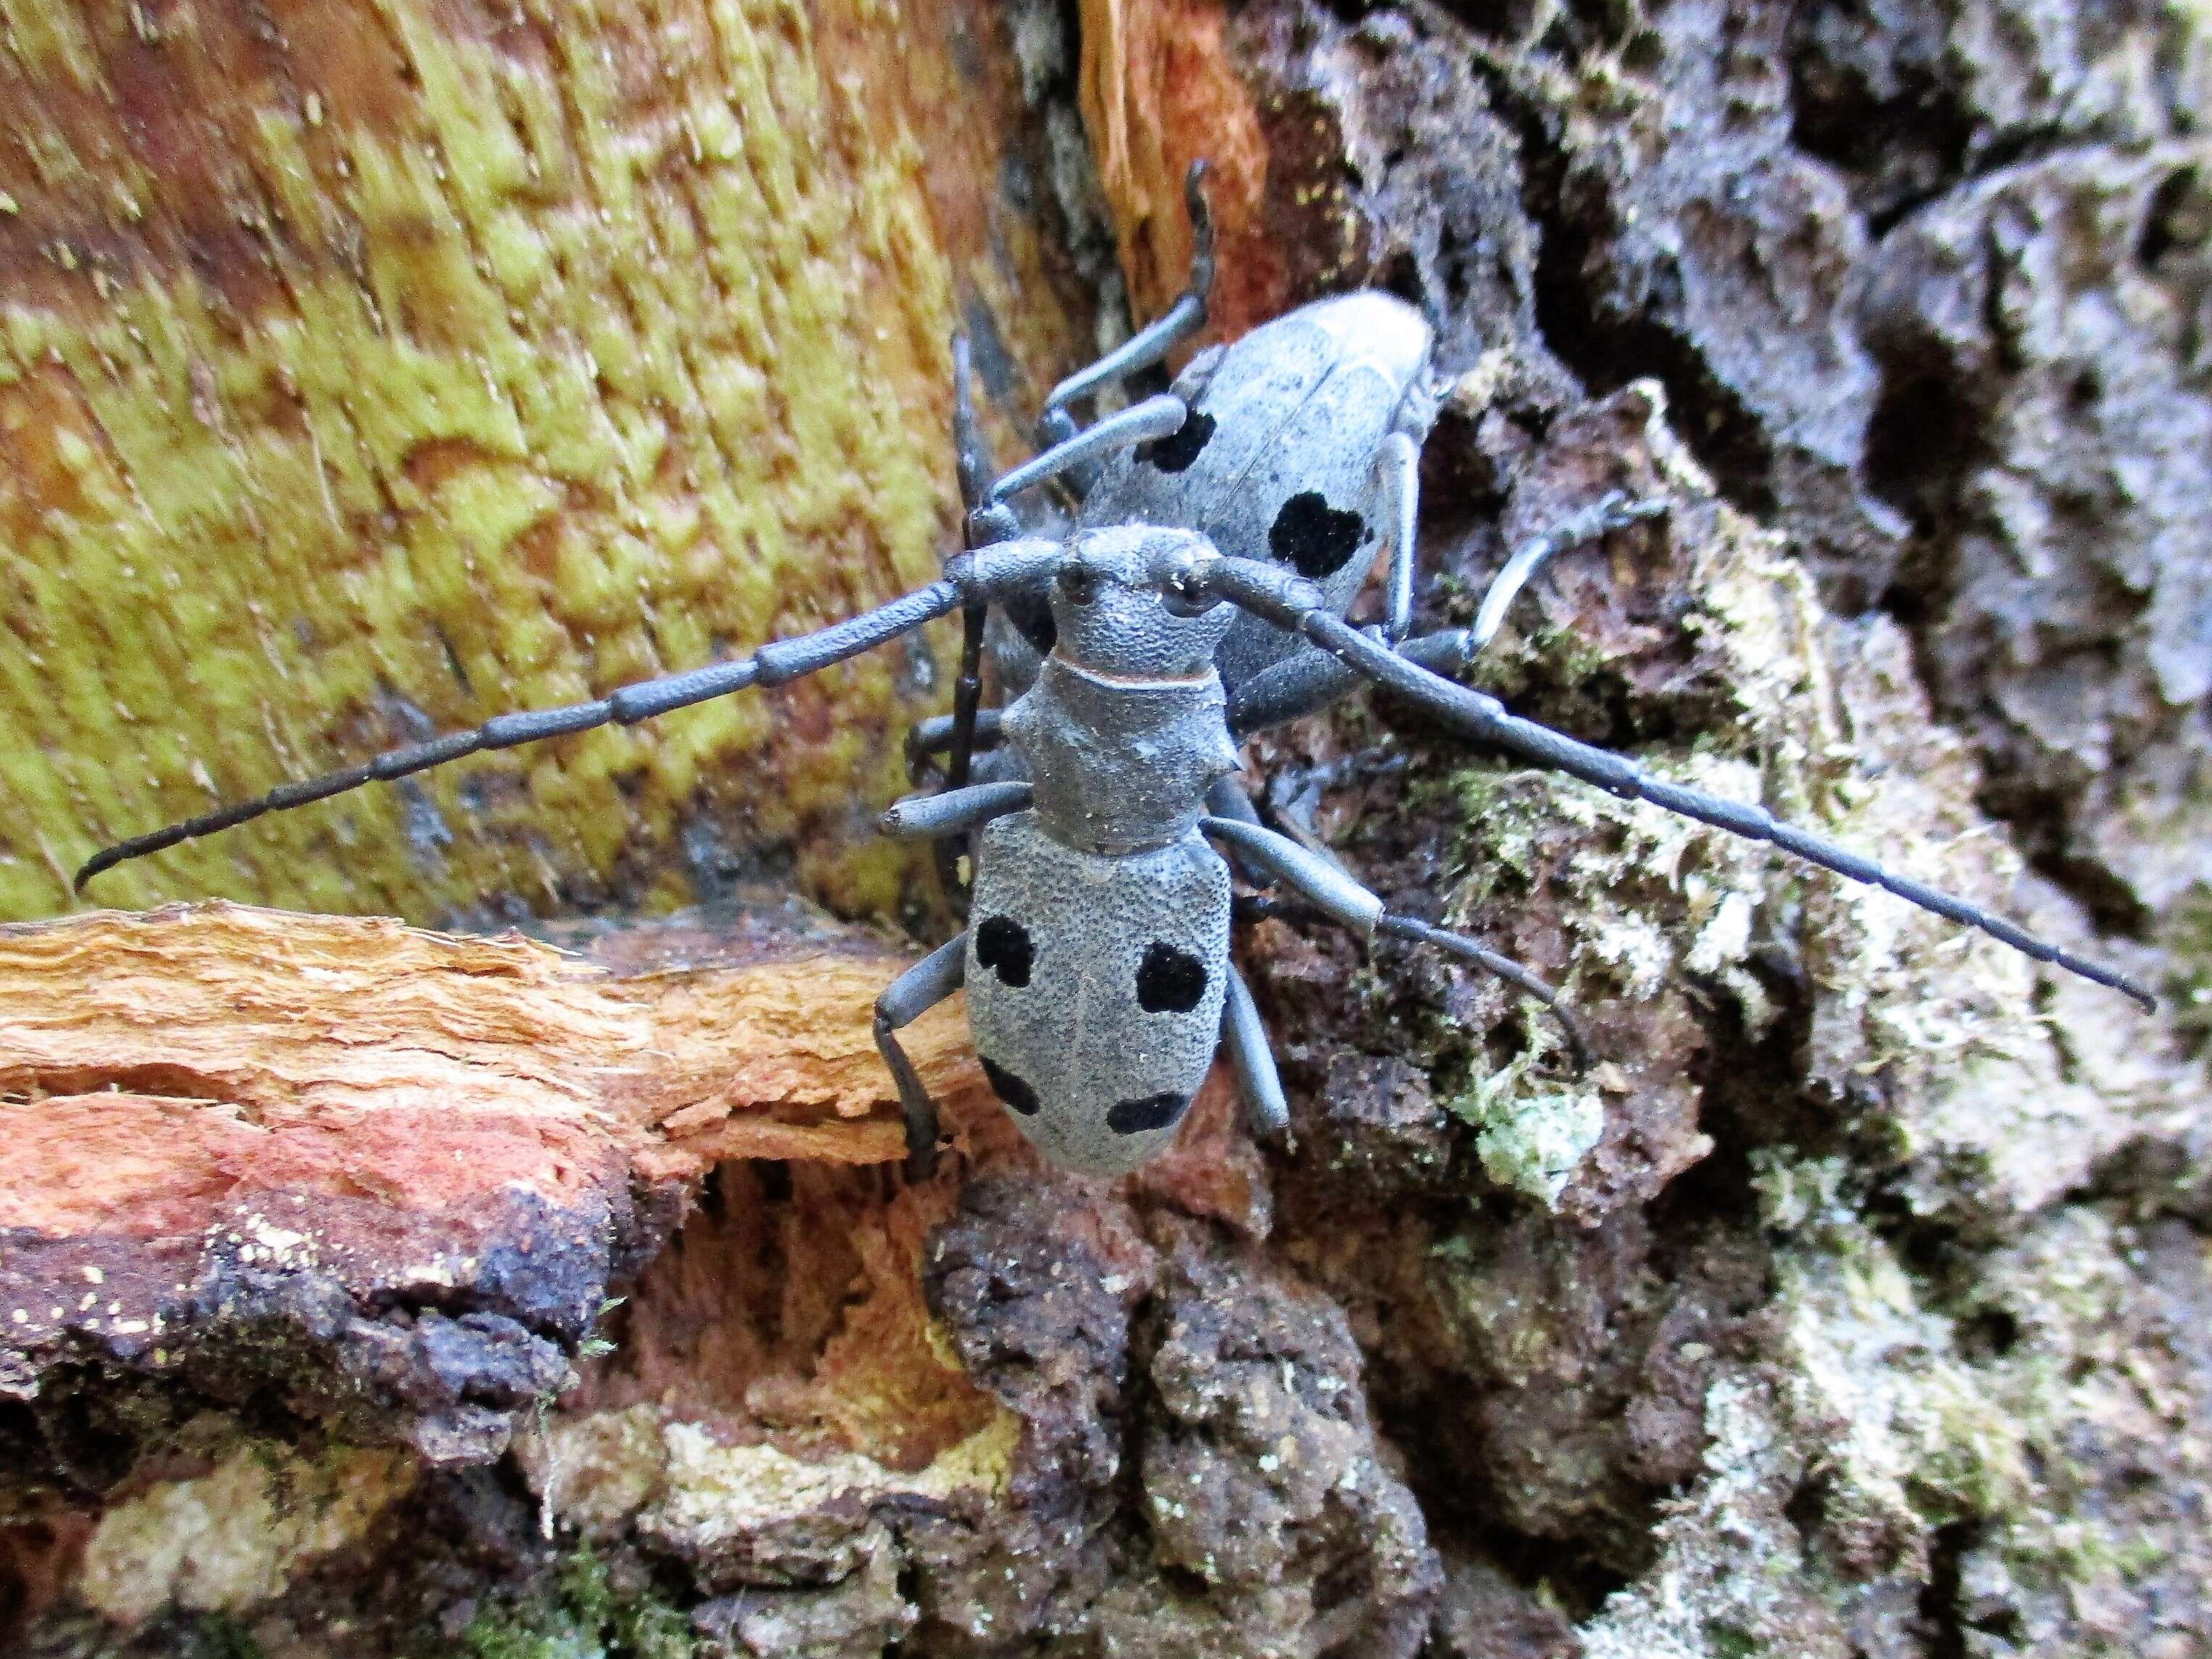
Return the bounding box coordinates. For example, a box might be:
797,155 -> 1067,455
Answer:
1192,555 -> 2159,1013
75,578 -> 968,893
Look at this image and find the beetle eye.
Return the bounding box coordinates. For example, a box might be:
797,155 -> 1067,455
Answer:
1056,562 -> 1102,606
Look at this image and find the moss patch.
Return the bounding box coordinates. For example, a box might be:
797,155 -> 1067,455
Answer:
462,1549 -> 693,1659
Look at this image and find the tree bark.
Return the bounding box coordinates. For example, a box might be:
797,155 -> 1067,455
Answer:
6,0 -> 2212,1655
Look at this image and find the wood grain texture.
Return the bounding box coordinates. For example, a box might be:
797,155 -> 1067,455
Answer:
0,899 -> 987,1200
1076,0 -> 1275,333
0,900 -> 992,1465
0,0 -> 1096,926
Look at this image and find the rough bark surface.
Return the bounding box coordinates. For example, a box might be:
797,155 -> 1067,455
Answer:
4,0 -> 2211,1657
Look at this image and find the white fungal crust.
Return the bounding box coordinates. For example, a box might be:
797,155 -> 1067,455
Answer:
964,813 -> 1232,1176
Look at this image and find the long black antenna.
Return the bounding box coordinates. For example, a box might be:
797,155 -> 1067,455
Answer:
75,578 -> 971,894
1191,555 -> 2158,1014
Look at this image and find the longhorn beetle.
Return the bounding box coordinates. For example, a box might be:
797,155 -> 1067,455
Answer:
76,166 -> 2155,1181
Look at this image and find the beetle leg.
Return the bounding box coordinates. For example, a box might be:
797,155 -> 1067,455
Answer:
1203,773 -> 1264,828
1376,913 -> 1592,1069
878,780 -> 1032,840
1035,159 -> 1217,455
1374,431 -> 1422,643
906,708 -> 1006,784
875,936 -> 968,1181
1203,773 -> 1281,889
1204,814 -> 1589,1061
1226,628 -> 1473,737
1034,294 -> 1206,458
1230,886 -> 1590,1071
1201,815 -> 1381,935
1220,963 -> 1290,1137
1204,771 -> 1357,884
1469,491 -> 1670,655
1225,489 -> 1672,739
1225,492 -> 1673,738
976,395 -> 1188,534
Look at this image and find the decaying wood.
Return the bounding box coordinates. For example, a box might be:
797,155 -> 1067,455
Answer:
0,898 -> 1272,1643
7,0 -> 2211,1651
0,900 -> 987,1175
0,900 -> 1262,1473
0,900 -> 988,1466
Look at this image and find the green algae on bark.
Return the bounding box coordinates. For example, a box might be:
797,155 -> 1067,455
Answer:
0,0 -> 1098,928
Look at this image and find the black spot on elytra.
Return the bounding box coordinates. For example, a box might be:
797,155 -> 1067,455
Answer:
1135,942 -> 1207,1013
981,1056 -> 1040,1116
1108,1092 -> 1189,1135
1136,409 -> 1216,473
976,916 -> 1033,987
1268,491 -> 1366,579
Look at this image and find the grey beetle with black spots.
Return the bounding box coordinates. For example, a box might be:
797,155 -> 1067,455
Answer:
77,167 -> 2158,1181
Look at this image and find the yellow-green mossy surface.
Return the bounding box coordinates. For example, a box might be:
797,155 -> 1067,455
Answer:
0,0 -> 1094,924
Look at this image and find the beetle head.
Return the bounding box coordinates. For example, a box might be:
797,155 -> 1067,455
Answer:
1049,526 -> 1229,678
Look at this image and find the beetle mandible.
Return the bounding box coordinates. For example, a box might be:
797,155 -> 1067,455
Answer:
75,167 -> 2156,1181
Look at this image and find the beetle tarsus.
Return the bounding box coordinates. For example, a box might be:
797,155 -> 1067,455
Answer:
1470,491 -> 1672,654
875,935 -> 967,1182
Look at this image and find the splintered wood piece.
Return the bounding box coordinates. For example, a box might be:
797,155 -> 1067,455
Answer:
0,901 -> 988,1464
